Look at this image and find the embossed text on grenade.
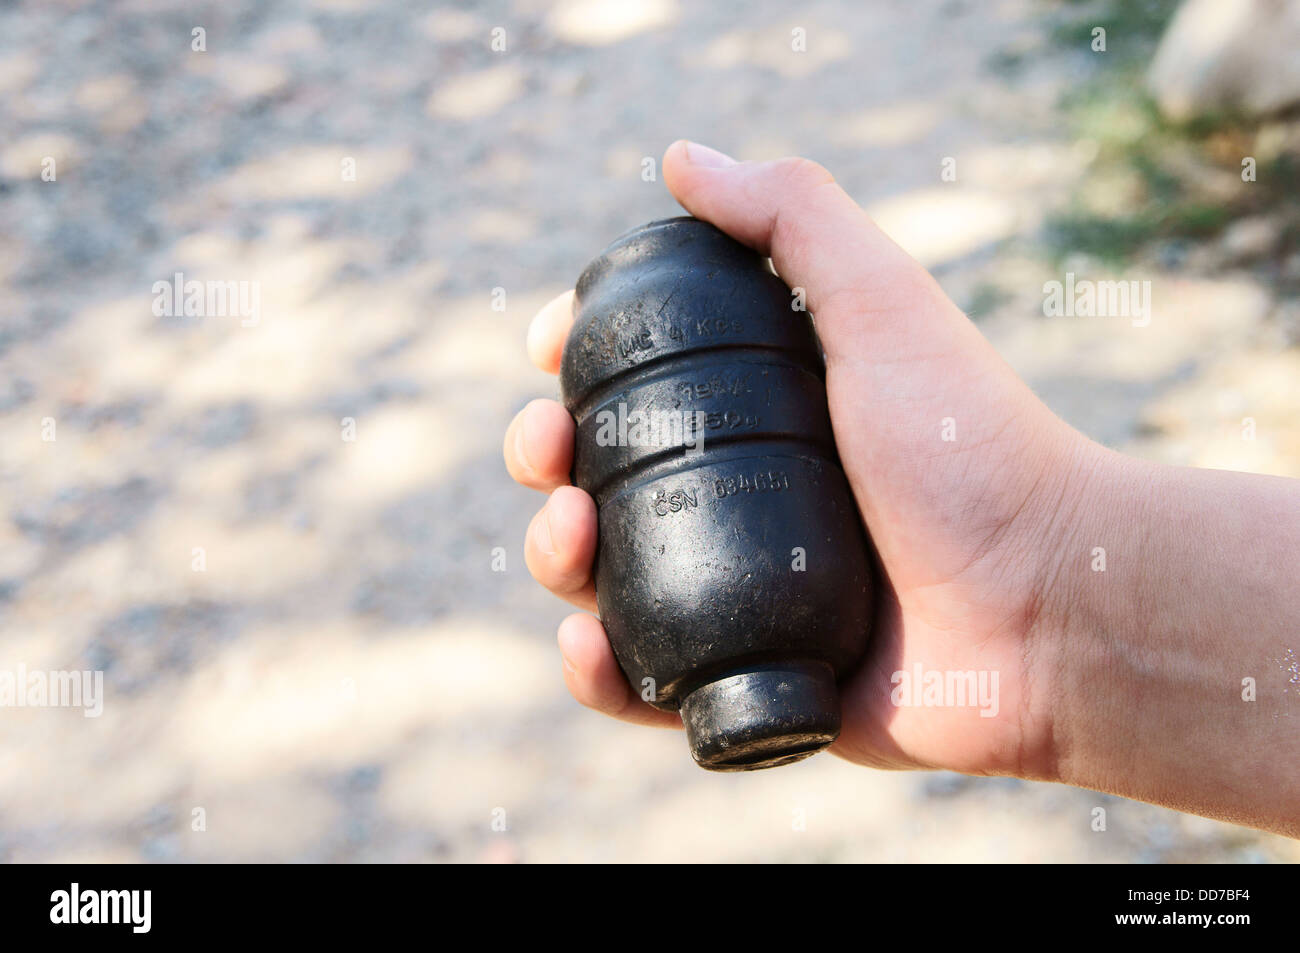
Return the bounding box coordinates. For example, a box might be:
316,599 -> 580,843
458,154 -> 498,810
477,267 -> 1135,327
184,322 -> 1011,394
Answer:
560,217 -> 876,771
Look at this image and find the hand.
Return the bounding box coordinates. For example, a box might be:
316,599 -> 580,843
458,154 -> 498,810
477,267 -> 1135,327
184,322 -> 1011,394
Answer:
506,143 -> 1300,839
505,140 -> 1091,779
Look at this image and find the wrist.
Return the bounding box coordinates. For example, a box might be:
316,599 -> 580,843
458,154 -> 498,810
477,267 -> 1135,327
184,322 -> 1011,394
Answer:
1015,430 -> 1150,786
1009,424 -> 1300,833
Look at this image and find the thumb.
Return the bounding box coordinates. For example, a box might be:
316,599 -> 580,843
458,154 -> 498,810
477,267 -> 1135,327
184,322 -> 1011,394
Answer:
661,140 -> 958,362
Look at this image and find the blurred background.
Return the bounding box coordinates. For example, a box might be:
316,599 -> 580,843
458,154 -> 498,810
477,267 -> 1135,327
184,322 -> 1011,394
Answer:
1,0 -> 1297,862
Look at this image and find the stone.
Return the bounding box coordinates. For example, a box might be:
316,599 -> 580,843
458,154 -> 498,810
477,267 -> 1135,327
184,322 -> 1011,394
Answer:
1218,215 -> 1280,262
1148,0 -> 1300,120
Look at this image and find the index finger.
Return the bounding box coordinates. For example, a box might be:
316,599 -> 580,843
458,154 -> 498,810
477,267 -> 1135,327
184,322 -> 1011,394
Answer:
526,289 -> 575,375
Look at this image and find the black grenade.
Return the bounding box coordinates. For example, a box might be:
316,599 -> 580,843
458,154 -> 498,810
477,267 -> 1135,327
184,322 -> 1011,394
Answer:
560,217 -> 875,770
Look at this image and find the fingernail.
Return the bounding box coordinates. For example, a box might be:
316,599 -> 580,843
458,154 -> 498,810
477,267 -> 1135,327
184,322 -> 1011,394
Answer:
525,314 -> 544,365
684,141 -> 737,169
513,414 -> 533,474
534,504 -> 556,555
557,627 -> 578,673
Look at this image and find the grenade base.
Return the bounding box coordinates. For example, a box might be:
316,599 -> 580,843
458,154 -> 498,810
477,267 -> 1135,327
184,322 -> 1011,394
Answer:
679,661 -> 841,771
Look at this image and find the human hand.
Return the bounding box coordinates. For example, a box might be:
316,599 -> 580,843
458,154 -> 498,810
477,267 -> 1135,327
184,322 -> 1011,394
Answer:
505,140 -> 1096,780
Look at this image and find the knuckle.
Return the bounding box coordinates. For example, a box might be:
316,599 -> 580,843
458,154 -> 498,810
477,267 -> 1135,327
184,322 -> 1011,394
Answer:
774,155 -> 835,191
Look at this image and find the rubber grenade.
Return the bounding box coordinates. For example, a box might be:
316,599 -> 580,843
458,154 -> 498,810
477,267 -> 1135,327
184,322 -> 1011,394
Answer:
560,216 -> 875,771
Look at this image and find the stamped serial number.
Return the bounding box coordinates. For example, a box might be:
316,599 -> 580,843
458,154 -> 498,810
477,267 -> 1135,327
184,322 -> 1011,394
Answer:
714,470 -> 791,498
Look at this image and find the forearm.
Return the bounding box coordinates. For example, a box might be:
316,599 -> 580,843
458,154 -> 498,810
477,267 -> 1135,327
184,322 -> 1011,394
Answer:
1040,443 -> 1300,836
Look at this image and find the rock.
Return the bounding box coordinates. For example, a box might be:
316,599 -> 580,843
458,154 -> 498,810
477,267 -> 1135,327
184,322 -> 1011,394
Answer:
1218,215 -> 1280,262
1148,0 -> 1300,120
1282,250 -> 1300,284
1272,300 -> 1300,347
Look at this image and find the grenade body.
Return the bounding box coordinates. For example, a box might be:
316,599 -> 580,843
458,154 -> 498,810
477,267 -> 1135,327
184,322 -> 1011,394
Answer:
560,217 -> 875,771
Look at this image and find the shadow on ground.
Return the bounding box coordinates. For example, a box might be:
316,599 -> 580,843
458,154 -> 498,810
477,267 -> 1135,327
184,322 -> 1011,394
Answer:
0,0 -> 1295,862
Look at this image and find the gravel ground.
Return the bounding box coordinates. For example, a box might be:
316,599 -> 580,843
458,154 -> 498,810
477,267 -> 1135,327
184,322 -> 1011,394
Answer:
0,0 -> 1296,862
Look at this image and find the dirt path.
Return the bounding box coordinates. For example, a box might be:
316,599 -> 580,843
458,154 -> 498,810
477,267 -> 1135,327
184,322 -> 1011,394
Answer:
0,0 -> 1295,862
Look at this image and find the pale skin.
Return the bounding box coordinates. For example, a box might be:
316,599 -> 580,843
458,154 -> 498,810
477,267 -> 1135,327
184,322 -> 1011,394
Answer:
504,140 -> 1300,838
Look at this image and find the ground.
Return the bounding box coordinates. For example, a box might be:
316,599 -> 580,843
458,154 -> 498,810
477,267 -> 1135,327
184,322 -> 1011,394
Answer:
0,0 -> 1296,862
